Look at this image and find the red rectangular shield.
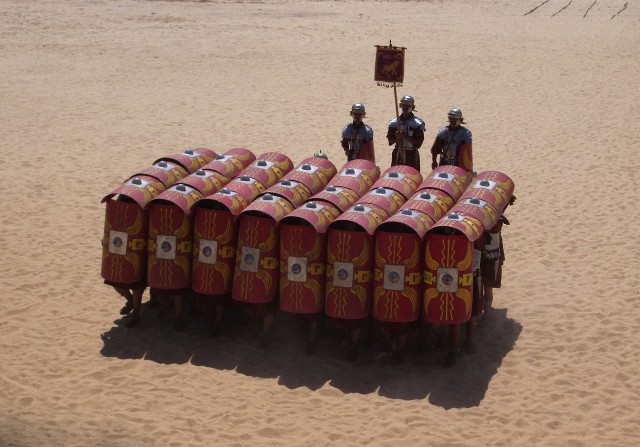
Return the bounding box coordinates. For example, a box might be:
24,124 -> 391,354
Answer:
423,234 -> 473,324
147,204 -> 193,290
325,229 -> 373,320
232,215 -> 279,304
191,208 -> 237,295
101,200 -> 148,284
373,231 -> 423,323
279,224 -> 327,314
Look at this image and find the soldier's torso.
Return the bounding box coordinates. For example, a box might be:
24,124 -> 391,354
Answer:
437,125 -> 472,162
388,115 -> 425,149
343,123 -> 374,151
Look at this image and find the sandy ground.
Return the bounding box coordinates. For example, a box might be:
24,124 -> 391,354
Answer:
1,0 -> 639,446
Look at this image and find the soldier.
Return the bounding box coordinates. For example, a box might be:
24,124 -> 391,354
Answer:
341,103 -> 375,162
430,108 -> 473,173
481,216 -> 507,314
480,194 -> 515,321
386,95 -> 426,171
102,188 -> 158,329
465,233 -> 485,354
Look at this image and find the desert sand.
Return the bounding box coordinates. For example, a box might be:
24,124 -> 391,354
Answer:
1,0 -> 639,446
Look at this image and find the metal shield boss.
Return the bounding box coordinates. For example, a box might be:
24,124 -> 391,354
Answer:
231,214 -> 280,304
191,207 -> 237,295
423,233 -> 474,324
279,201 -> 341,314
147,202 -> 195,290
373,229 -> 423,323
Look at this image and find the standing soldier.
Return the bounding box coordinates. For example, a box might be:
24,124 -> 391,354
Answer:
386,95 -> 426,171
481,194 -> 515,322
341,103 -> 375,162
481,216 -> 507,313
430,107 -> 473,173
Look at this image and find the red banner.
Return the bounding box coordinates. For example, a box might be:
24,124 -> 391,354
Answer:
375,46 -> 405,84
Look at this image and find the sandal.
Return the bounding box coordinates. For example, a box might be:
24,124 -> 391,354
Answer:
119,300 -> 134,315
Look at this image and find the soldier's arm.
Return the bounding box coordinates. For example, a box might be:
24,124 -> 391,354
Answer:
386,126 -> 397,146
430,138 -> 444,168
364,125 -> 374,143
341,138 -> 350,154
410,128 -> 425,149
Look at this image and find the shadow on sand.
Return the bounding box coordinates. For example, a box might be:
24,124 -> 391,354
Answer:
100,303 -> 521,408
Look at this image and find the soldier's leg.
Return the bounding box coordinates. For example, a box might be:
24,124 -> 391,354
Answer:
464,317 -> 477,354
210,300 -> 225,337
392,332 -> 409,365
347,326 -> 363,361
257,304 -> 275,349
444,324 -> 461,368
125,287 -> 144,328
305,317 -> 319,355
431,323 -> 447,351
173,294 -> 185,331
112,287 -> 134,315
483,285 -> 494,312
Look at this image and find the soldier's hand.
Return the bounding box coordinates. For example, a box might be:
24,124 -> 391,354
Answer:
395,131 -> 403,141
431,161 -> 438,170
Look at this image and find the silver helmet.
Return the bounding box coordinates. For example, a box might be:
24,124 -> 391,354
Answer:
350,103 -> 366,116
447,108 -> 463,119
399,95 -> 415,111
